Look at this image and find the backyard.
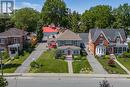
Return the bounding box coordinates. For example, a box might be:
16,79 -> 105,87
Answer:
29,49 -> 68,73
96,56 -> 127,74
72,55 -> 92,73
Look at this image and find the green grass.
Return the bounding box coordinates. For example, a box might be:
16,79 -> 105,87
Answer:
97,57 -> 127,74
72,57 -> 92,73
117,58 -> 130,71
29,49 -> 68,73
3,52 -> 30,73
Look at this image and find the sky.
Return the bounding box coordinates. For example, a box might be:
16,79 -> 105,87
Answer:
15,0 -> 130,14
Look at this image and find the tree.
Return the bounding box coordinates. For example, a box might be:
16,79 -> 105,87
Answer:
69,11 -> 81,32
36,20 -> 43,42
99,80 -> 113,87
80,10 -> 95,32
0,14 -> 14,33
80,5 -> 114,32
112,3 -> 130,30
0,77 -> 8,87
11,8 -> 39,32
41,0 -> 69,27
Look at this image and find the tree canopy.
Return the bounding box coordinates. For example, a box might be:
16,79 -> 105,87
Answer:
41,0 -> 69,27
11,8 -> 39,32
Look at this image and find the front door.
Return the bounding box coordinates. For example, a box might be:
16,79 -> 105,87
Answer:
68,50 -> 71,55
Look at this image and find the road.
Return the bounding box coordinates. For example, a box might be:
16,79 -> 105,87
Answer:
6,76 -> 130,87
15,43 -> 48,73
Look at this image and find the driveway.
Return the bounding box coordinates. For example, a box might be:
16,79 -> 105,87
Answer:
15,43 -> 48,73
85,45 -> 108,74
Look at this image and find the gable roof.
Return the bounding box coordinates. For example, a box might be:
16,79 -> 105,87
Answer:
90,29 -> 126,42
57,29 -> 82,40
0,28 -> 27,38
43,26 -> 58,33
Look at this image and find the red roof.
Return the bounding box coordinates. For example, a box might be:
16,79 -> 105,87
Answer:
43,26 -> 58,33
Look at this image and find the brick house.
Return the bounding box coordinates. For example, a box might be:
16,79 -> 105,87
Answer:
88,29 -> 128,56
56,29 -> 82,55
0,28 -> 27,57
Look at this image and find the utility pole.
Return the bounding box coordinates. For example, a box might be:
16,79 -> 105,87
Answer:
0,51 -> 3,77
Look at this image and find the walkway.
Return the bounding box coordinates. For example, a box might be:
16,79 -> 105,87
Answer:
114,59 -> 130,75
67,61 -> 73,73
15,43 -> 48,73
66,55 -> 73,73
85,45 -> 108,74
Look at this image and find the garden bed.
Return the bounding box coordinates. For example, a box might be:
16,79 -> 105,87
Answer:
72,55 -> 92,73
96,56 -> 127,74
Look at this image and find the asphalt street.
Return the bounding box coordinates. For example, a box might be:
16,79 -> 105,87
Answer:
6,76 -> 130,87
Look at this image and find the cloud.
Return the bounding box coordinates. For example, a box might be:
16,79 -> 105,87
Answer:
15,2 -> 42,12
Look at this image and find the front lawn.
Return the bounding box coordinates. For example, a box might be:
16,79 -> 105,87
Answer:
72,55 -> 92,73
117,58 -> 130,71
29,49 -> 68,73
97,56 -> 126,74
3,52 -> 30,73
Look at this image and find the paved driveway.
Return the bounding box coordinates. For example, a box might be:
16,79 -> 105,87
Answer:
85,45 -> 108,74
15,43 -> 48,73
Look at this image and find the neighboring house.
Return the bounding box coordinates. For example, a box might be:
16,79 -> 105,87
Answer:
56,29 -> 82,55
0,28 -> 27,57
47,38 -> 57,49
88,29 -> 128,56
42,25 -> 59,39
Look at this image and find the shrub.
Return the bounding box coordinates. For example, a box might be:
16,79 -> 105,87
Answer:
30,61 -> 39,68
73,55 -> 82,60
60,55 -> 66,60
2,50 -> 9,59
104,55 -> 109,59
0,76 -> 8,87
14,54 -> 19,59
108,59 -> 116,67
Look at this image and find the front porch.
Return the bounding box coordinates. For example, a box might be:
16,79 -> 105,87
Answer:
8,44 -> 20,57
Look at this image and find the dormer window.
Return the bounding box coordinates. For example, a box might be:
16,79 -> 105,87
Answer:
116,37 -> 120,43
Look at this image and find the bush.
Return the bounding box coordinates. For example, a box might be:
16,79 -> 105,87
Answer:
104,55 -> 109,59
30,61 -> 40,68
14,54 -> 19,59
60,55 -> 66,60
0,76 -> 8,87
73,55 -> 82,60
108,59 -> 116,67
122,52 -> 130,58
2,50 -> 9,59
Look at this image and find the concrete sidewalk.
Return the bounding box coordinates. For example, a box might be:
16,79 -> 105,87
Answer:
15,43 -> 48,73
2,73 -> 130,78
67,61 -> 73,74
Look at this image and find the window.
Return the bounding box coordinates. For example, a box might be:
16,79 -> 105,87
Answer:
118,47 -> 122,53
123,47 -> 126,52
13,38 -> 19,43
116,37 -> 120,43
0,38 -> 5,44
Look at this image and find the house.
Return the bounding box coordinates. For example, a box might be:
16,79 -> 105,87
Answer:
47,38 -> 57,49
42,24 -> 59,39
88,29 -> 128,56
0,28 -> 27,57
56,29 -> 82,55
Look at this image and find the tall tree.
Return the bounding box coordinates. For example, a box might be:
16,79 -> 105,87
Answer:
41,0 -> 69,27
112,3 -> 130,29
90,5 -> 113,28
11,8 -> 39,32
69,11 -> 81,32
0,14 -> 14,32
80,10 -> 95,32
